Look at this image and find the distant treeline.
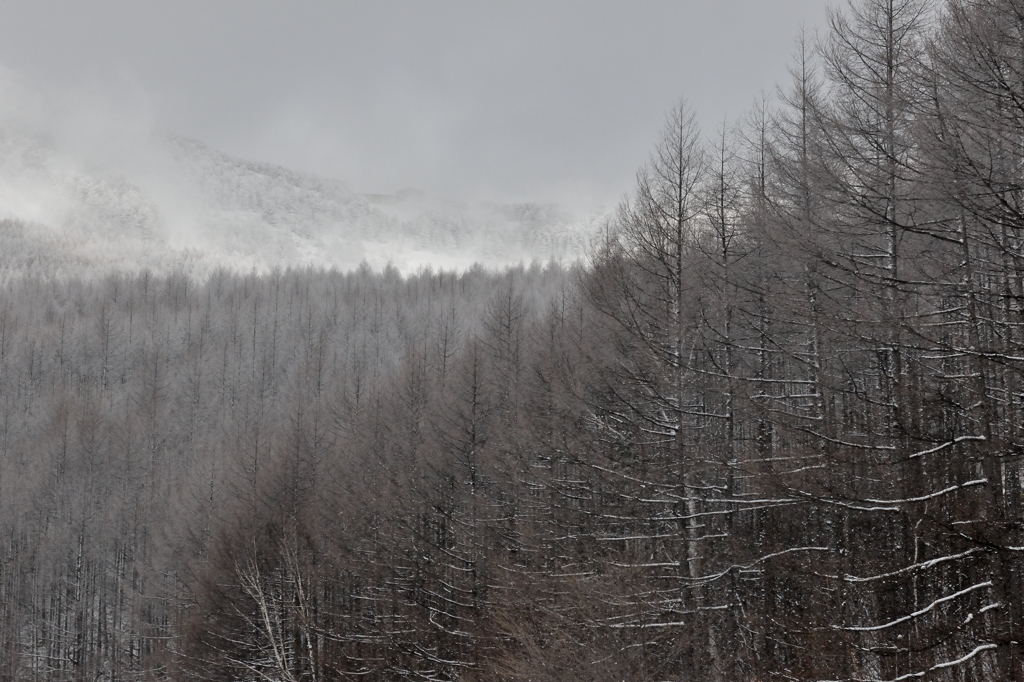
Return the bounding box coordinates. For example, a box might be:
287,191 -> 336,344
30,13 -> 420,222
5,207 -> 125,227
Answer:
3,0 -> 1024,680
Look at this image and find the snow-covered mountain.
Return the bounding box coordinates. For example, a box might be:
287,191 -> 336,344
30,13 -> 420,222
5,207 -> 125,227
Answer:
0,126 -> 606,278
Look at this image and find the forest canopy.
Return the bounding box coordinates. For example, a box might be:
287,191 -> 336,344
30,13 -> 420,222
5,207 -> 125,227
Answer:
2,0 -> 1024,680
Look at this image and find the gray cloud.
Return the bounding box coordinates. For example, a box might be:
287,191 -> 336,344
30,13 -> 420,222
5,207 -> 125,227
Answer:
0,0 -> 830,210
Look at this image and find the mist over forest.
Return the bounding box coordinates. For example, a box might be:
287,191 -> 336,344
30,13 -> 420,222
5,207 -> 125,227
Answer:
0,120 -> 604,276
3,0 -> 1024,680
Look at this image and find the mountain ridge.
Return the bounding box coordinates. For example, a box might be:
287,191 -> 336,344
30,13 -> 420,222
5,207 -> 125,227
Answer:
0,128 -> 606,278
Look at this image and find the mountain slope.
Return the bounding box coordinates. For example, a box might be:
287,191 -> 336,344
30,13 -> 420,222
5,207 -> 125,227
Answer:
0,128 -> 605,277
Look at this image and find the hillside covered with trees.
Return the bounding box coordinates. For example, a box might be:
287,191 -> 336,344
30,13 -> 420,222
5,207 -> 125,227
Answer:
0,131 -> 603,278
2,0 -> 1024,679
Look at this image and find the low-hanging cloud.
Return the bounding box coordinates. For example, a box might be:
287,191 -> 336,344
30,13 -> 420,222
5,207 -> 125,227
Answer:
0,65 -> 609,278
0,0 -> 832,277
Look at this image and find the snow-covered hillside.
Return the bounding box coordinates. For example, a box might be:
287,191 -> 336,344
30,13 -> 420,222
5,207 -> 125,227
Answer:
0,126 -> 606,278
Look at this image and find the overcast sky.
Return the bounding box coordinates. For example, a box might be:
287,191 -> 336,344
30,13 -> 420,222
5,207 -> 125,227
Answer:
0,1 -> 831,209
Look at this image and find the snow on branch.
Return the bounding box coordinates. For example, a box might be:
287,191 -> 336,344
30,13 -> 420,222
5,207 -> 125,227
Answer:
842,581 -> 992,632
907,435 -> 986,459
862,479 -> 987,505
688,546 -> 832,585
817,643 -> 998,682
843,548 -> 982,583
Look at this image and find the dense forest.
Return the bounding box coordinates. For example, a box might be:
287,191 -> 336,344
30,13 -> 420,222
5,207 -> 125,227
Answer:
3,0 -> 1024,679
